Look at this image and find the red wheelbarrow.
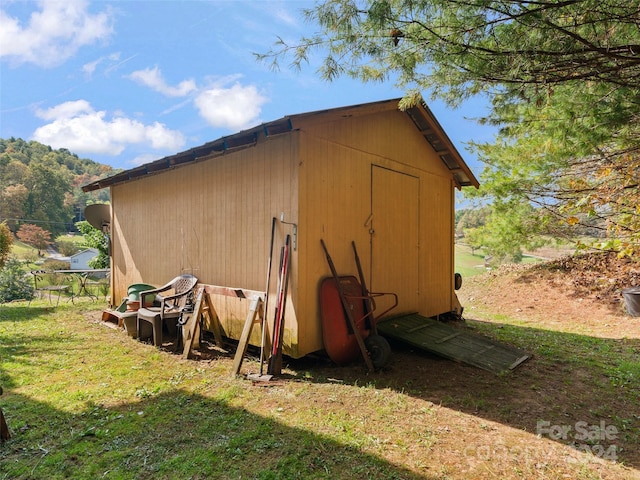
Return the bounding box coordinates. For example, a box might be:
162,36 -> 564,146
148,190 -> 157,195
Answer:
320,240 -> 398,370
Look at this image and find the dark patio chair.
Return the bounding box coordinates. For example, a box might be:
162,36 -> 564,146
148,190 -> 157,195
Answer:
136,274 -> 198,347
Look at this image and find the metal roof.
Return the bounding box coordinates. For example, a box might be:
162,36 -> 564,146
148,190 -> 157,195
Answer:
81,98 -> 479,192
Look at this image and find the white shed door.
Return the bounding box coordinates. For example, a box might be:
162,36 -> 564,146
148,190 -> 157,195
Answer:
370,165 -> 420,313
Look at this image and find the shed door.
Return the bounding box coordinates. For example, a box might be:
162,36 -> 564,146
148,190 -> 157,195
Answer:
370,165 -> 420,313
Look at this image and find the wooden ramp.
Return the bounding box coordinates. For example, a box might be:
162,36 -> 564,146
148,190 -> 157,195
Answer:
377,313 -> 530,374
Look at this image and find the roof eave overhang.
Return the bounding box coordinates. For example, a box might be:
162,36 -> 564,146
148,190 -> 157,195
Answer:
82,98 -> 479,193
81,122 -> 292,192
405,101 -> 480,189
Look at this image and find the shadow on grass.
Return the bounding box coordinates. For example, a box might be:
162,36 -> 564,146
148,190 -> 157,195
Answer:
2,302 -> 638,475
116,311 -> 640,471
0,305 -> 91,392
0,390 -> 433,480
0,305 -> 58,322
0,303 -> 432,480
285,318 -> 640,470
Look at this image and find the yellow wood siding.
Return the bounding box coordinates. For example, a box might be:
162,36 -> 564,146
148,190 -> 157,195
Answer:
111,133 -> 303,356
110,106 -> 459,358
298,109 -> 456,326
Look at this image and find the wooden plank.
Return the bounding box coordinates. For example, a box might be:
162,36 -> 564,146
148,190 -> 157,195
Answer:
407,322 -> 436,334
204,293 -> 224,347
435,331 -> 462,344
180,314 -> 200,358
182,287 -> 205,359
230,296 -> 263,377
204,285 -> 262,299
0,408 -> 9,441
509,355 -> 531,370
469,345 -> 495,357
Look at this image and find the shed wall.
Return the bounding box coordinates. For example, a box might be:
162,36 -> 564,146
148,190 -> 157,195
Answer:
297,109 -> 456,343
111,133 -> 304,355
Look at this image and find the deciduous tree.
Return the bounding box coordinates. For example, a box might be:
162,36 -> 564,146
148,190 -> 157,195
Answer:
0,222 -> 13,269
24,162 -> 72,236
0,184 -> 28,232
16,223 -> 51,256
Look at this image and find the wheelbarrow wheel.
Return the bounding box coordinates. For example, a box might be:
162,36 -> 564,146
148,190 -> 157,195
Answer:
365,334 -> 391,369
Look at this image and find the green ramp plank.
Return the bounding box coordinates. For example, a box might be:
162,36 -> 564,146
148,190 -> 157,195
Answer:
377,313 -> 530,374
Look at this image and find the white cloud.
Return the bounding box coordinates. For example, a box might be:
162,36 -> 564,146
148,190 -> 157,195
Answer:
32,100 -> 185,155
194,82 -> 268,130
125,68 -> 268,130
35,99 -> 93,120
0,0 -> 114,68
81,58 -> 101,76
127,66 -> 197,97
130,153 -> 160,167
82,52 -> 120,77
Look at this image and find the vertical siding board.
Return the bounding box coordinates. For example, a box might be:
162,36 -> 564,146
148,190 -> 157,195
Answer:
296,133 -> 309,355
296,132 -> 325,355
240,151 -> 249,286
229,153 -> 238,285
231,154 -> 240,286
371,166 -> 420,312
284,136 -> 300,355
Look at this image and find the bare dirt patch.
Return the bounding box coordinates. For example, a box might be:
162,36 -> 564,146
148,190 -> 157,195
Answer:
461,252 -> 640,339
447,253 -> 640,477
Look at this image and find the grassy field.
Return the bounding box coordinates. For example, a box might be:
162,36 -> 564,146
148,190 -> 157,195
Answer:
10,241 -> 37,261
454,244 -> 487,278
10,234 -> 84,261
0,297 -> 638,479
454,244 -> 541,279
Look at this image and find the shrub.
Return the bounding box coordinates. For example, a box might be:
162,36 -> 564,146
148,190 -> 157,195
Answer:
57,240 -> 80,257
0,257 -> 35,303
0,221 -> 13,269
42,259 -> 71,271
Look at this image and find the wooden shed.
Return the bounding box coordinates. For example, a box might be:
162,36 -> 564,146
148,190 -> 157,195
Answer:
82,98 -> 479,359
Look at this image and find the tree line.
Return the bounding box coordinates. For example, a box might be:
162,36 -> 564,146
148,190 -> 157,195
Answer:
0,138 -> 113,302
0,137 -> 113,238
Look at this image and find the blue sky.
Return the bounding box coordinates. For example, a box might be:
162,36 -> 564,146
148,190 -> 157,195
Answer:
0,0 -> 495,175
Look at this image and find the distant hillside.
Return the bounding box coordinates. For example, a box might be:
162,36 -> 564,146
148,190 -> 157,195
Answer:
0,137 -> 116,236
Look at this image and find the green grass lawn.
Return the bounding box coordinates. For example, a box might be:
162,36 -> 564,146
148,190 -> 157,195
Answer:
1,299 -> 638,479
0,301 -> 428,479
454,243 -> 542,279
454,243 -> 487,278
10,241 -> 37,260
